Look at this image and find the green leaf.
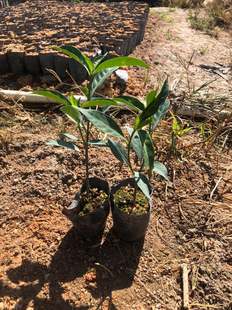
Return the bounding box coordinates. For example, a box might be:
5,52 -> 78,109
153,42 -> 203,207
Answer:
181,127 -> 192,135
90,67 -> 118,98
79,108 -> 124,138
68,95 -> 80,107
47,139 -> 78,151
54,45 -> 94,75
153,161 -> 169,181
107,139 -> 128,165
135,79 -> 169,129
172,114 -> 181,134
81,85 -> 89,98
127,127 -> 143,161
128,129 -> 154,168
152,99 -> 170,130
60,132 -> 78,141
115,96 -> 145,111
92,52 -> 108,67
140,131 -> 155,171
94,56 -> 148,74
88,139 -> 108,146
134,172 -> 151,200
61,105 -> 80,124
81,98 -> 118,108
146,90 -> 157,107
34,90 -> 70,106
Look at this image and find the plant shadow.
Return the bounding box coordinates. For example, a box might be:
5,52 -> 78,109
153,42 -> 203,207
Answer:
0,227 -> 144,309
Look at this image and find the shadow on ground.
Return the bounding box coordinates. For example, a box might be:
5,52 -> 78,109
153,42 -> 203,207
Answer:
0,227 -> 144,309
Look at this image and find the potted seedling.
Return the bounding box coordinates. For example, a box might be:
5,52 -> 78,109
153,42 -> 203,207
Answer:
35,45 -> 148,239
83,79 -> 170,241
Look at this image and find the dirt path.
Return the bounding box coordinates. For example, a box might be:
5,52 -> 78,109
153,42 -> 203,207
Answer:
0,7 -> 232,310
128,7 -> 232,112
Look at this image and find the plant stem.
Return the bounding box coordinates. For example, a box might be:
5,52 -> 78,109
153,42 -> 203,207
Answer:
84,121 -> 90,193
127,129 -> 139,208
171,132 -> 177,156
127,129 -> 136,174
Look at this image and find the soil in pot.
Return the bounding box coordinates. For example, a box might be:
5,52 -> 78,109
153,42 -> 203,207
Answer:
78,187 -> 108,217
114,185 -> 148,215
63,177 -> 110,241
111,180 -> 152,242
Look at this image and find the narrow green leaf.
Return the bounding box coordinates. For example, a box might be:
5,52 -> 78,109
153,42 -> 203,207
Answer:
107,139 -> 128,165
115,96 -> 145,111
141,131 -> 155,171
92,52 -> 108,67
134,172 -> 151,200
34,90 -> 70,106
61,105 -> 80,124
68,95 -> 80,107
81,98 -> 118,108
135,79 -> 169,129
90,67 -> 118,97
88,139 -> 108,146
81,85 -> 89,98
94,56 -> 148,74
54,45 -> 93,75
152,99 -> 170,130
153,161 -> 169,181
181,127 -> 192,135
79,108 -> 124,138
127,127 -> 143,161
172,114 -> 181,134
60,132 -> 78,141
47,139 -> 78,151
146,90 -> 157,107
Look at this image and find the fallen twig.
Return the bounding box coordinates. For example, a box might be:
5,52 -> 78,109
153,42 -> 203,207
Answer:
209,177 -> 223,201
181,263 -> 189,310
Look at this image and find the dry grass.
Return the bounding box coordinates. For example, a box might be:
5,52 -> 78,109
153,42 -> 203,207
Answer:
162,0 -> 232,31
161,0 -> 204,8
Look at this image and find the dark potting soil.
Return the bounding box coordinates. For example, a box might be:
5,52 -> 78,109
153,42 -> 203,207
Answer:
78,187 -> 108,216
114,185 -> 148,215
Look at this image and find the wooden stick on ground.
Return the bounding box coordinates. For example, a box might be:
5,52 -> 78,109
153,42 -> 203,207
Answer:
181,263 -> 189,310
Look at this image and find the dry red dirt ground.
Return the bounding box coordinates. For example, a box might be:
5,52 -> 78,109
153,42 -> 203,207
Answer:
0,6 -> 232,310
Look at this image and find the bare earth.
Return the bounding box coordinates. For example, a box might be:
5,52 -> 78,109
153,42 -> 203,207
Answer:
0,6 -> 232,310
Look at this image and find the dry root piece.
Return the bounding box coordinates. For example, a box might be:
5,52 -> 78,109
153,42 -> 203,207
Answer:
181,263 -> 189,310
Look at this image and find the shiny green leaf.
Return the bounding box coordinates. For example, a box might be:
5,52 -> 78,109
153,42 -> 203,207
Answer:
88,139 -> 108,146
107,139 -> 128,165
115,96 -> 145,111
92,52 -> 108,67
135,79 -> 169,129
139,131 -> 154,170
153,161 -> 169,181
146,90 -> 157,107
46,139 -> 78,151
34,90 -> 70,106
54,45 -> 93,75
152,99 -> 170,130
68,95 -> 80,107
60,132 -> 78,141
79,108 -> 124,138
90,67 -> 118,97
81,98 -> 118,108
127,127 -> 143,161
134,172 -> 151,199
61,105 -> 80,124
94,56 -> 148,74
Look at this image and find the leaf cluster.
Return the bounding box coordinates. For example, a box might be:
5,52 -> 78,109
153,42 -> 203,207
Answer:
35,45 -> 170,200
